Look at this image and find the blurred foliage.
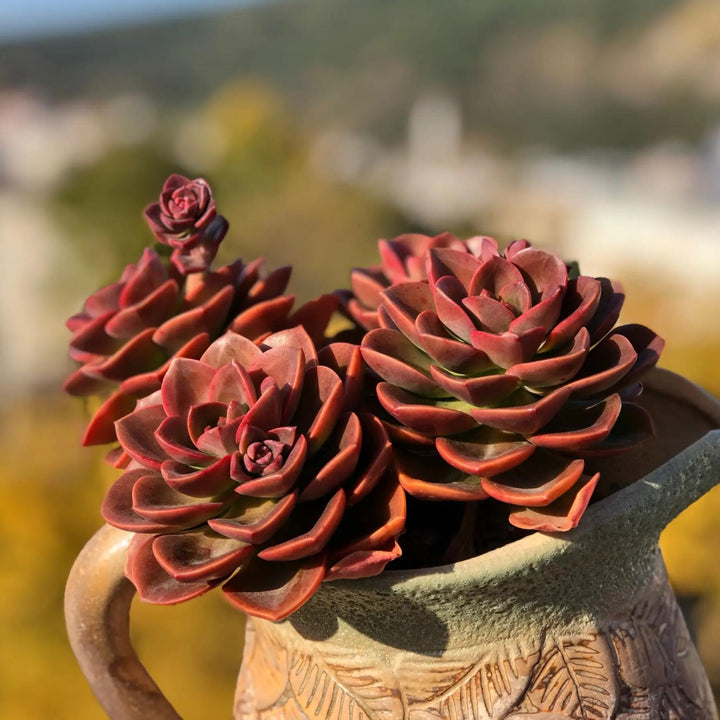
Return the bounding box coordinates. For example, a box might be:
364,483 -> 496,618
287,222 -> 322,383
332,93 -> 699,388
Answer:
3,0 -> 719,150
619,275 -> 720,396
52,82 -> 408,300
182,82 -> 410,300
52,145 -> 181,278
0,396 -> 100,720
0,393 -> 243,719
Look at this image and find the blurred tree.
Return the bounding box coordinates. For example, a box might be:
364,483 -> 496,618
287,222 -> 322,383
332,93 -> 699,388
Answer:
53,80 -> 409,301
52,145 -> 182,278
0,393 -> 245,719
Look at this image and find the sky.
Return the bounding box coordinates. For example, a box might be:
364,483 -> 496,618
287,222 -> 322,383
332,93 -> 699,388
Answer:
0,0 -> 266,41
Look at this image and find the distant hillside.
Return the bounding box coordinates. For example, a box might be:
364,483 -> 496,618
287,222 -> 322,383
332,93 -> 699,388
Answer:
2,0 -> 716,150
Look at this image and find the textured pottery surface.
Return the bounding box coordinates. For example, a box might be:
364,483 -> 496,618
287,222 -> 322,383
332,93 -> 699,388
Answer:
235,559 -> 713,719
65,369 -> 720,720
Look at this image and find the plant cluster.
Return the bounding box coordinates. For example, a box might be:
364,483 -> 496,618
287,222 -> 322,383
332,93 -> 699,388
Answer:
66,175 -> 663,620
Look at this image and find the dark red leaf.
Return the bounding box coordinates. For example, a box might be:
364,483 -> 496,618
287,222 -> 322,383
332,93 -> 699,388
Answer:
153,530 -> 252,582
127,534 -> 217,605
481,454 -> 585,507
436,428 -> 535,477
222,553 -> 327,621
508,472 -> 599,531
209,492 -> 298,544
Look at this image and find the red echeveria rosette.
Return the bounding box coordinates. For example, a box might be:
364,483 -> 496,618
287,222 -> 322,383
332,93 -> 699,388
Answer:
360,237 -> 664,533
65,246 -> 338,454
144,174 -> 228,274
101,328 -> 406,621
338,232 -> 470,332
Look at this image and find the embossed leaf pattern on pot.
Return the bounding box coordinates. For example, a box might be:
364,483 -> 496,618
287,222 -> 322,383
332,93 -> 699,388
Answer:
359,237 -> 664,532
234,566 -> 712,720
101,328 -> 406,621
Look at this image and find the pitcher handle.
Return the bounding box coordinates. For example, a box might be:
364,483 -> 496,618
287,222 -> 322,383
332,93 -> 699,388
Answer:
65,524 -> 183,720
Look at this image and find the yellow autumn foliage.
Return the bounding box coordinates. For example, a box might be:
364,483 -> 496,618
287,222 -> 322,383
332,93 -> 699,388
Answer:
0,393 -> 246,719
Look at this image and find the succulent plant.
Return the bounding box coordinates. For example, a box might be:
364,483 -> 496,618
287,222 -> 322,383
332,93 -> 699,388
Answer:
339,232 -> 465,331
144,173 -> 229,274
101,328 -> 406,621
65,175 -> 337,456
68,171 -> 670,615
360,236 -> 664,533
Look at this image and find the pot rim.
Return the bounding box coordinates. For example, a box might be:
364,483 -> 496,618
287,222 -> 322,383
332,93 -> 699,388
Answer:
334,367 -> 720,594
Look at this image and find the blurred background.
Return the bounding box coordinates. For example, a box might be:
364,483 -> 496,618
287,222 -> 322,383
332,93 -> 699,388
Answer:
1,0 -> 720,716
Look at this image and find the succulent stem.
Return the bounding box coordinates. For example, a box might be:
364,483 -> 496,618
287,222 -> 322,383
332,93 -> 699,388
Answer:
184,270 -> 207,295
443,501 -> 478,564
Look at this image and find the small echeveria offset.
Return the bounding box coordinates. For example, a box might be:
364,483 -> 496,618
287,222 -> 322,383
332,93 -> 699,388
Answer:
64,174 -> 337,456
144,173 -> 228,274
339,232 -> 465,331
101,328 -> 406,621
359,236 -> 664,532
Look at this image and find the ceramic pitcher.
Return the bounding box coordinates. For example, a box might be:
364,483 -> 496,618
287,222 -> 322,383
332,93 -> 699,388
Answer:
65,368 -> 720,719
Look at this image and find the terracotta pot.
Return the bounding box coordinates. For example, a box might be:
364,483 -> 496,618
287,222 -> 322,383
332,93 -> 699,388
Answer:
66,368 -> 720,719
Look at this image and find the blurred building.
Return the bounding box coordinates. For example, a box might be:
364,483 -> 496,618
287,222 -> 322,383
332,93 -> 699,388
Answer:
0,90 -> 157,402
312,93 -> 720,349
